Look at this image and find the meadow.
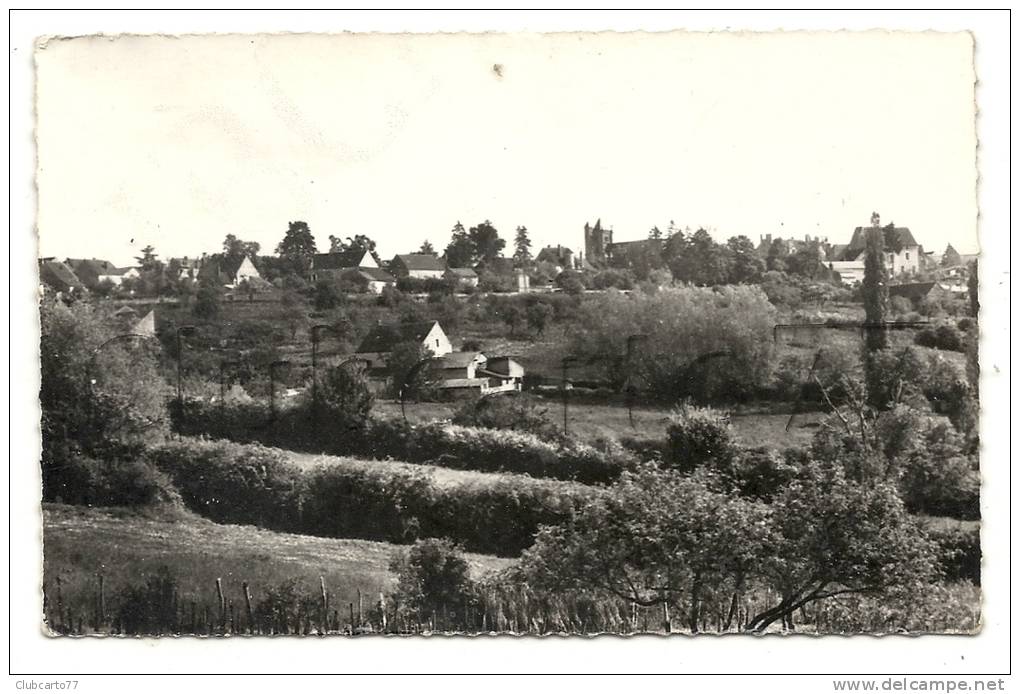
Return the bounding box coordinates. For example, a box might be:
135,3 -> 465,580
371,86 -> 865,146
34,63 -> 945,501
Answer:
43,503 -> 511,634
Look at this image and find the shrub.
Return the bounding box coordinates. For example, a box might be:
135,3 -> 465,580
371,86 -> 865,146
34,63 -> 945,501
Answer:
724,446 -> 801,501
568,285 -> 777,401
317,363 -> 374,433
592,268 -> 636,290
148,437 -> 595,556
148,439 -> 304,531
956,317 -> 975,333
921,520 -> 981,584
389,539 -> 476,628
664,405 -> 736,473
42,450 -> 181,508
901,451 -> 979,520
451,394 -> 559,440
115,566 -> 180,635
889,295 -> 913,315
935,324 -> 965,352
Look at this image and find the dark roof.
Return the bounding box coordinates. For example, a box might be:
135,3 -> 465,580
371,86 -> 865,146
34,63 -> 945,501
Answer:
39,259 -> 85,291
313,249 -> 370,271
393,254 -> 446,272
847,226 -> 919,255
66,258 -> 122,275
445,267 -> 477,278
356,268 -> 396,283
355,321 -> 441,353
535,246 -> 574,265
436,351 -> 483,369
888,282 -> 937,301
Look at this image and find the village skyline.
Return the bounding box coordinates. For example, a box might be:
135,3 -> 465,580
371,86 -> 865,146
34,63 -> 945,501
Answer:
36,31 -> 979,267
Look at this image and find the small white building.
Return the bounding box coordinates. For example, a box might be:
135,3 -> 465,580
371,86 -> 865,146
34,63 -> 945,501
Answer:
354,320 -> 453,370
391,254 -> 447,280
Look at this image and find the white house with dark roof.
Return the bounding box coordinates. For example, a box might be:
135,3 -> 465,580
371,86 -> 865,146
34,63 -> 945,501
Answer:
311,249 -> 395,293
354,320 -> 452,369
390,253 -> 446,279
834,214 -> 924,277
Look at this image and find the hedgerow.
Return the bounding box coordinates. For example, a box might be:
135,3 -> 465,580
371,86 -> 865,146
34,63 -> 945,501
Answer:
149,437 -> 595,556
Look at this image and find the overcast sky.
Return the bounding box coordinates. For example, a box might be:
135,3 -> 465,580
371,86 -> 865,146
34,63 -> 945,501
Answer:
35,30 -> 978,267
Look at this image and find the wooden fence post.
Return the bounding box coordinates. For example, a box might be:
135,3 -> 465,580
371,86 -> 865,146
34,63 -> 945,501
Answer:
379,592 -> 387,633
662,601 -> 671,634
243,582 -> 255,635
98,573 -> 106,627
349,602 -> 355,634
319,577 -> 328,634
215,578 -> 225,633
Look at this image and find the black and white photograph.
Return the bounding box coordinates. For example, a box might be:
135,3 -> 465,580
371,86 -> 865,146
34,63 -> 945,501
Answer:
10,8 -> 1012,683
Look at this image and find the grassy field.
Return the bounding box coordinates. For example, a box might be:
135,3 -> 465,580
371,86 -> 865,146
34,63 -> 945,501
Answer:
43,503 -> 511,631
371,398 -> 826,450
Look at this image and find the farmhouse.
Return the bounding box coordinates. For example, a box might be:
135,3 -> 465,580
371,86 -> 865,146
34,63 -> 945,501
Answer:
835,214 -> 924,277
39,258 -> 86,295
535,245 -> 575,272
65,258 -> 131,288
434,352 -> 525,396
444,267 -> 479,288
354,320 -> 453,370
390,253 -> 446,279
311,249 -> 395,293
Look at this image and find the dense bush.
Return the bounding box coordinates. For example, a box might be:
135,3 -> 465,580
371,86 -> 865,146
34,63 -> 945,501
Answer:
664,405 -> 736,473
921,519 -> 981,584
451,394 -> 560,439
42,448 -> 181,508
591,268 -> 636,290
148,439 -> 305,531
175,400 -> 636,485
150,437 -> 593,556
568,285 -> 777,401
389,539 -> 476,628
915,324 -> 965,352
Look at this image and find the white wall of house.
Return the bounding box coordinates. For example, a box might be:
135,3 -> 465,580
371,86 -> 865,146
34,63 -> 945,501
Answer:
367,279 -> 392,294
424,322 -> 453,357
408,268 -> 445,280
828,261 -> 865,285
885,247 -> 921,276
234,256 -> 261,284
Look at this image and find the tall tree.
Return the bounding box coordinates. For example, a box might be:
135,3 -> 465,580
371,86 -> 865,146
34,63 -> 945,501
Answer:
648,226 -> 663,240
862,221 -> 889,409
469,220 -> 506,266
667,229 -> 732,286
135,245 -> 159,272
512,225 -> 532,267
329,234 -> 382,265
419,240 -> 436,256
223,234 -> 261,265
444,221 -> 475,267
276,221 -> 317,277
726,235 -> 765,284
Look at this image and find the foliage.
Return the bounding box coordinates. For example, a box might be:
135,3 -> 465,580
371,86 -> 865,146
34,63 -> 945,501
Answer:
386,341 -> 438,399
42,448 -> 181,508
520,462 -> 773,632
193,275 -> 223,319
115,566 -> 180,635
555,269 -> 586,295
664,228 -> 732,286
664,405 -> 736,473
390,539 -> 476,627
746,462 -> 939,632
862,224 -> 889,356
275,221 -> 317,278
725,235 -> 765,284
39,298 -> 169,456
317,363 -> 374,433
920,519 -> 981,584
591,268 -> 636,290
469,220 -> 506,266
313,279 -> 343,310
444,221 -> 475,268
451,393 -> 559,439
512,226 -> 532,267
567,285 -> 777,401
